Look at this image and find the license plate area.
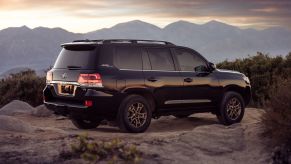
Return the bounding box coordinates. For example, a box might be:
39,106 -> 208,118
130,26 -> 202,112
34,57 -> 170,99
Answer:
57,83 -> 76,96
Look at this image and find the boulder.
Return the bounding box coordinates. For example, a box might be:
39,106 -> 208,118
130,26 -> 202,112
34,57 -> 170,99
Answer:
0,100 -> 35,116
32,105 -> 53,117
0,115 -> 35,133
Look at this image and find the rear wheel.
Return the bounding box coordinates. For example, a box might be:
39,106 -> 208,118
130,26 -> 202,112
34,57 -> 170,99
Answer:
71,118 -> 102,129
117,95 -> 152,133
216,91 -> 245,125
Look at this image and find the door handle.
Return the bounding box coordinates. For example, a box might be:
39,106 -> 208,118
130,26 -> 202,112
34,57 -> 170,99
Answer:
184,78 -> 193,83
147,77 -> 158,82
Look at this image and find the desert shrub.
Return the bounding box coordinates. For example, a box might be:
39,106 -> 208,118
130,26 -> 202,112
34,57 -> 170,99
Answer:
262,78 -> 291,163
69,134 -> 143,163
0,70 -> 46,108
262,78 -> 291,145
217,52 -> 291,106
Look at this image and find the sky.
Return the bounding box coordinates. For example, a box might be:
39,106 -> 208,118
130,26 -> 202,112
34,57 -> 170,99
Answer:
0,0 -> 290,33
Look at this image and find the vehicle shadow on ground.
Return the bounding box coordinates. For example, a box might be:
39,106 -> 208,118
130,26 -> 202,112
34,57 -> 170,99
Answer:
147,116 -> 218,133
83,115 -> 219,134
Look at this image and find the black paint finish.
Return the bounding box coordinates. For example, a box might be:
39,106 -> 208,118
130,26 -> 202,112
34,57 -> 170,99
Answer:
43,40 -> 251,120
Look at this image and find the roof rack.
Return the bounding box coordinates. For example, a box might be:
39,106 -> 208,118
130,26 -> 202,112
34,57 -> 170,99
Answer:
72,39 -> 174,45
72,39 -> 103,43
102,39 -> 175,45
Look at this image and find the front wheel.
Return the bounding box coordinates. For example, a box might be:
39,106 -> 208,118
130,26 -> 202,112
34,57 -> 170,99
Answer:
216,91 -> 245,125
71,118 -> 102,129
117,95 -> 152,133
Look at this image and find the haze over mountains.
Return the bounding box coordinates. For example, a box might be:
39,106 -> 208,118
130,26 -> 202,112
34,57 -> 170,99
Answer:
0,20 -> 291,75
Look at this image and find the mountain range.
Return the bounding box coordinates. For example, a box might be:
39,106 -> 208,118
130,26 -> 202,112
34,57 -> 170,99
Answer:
0,20 -> 291,75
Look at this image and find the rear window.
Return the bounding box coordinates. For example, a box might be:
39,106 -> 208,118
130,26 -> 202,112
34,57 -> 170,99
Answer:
53,45 -> 98,69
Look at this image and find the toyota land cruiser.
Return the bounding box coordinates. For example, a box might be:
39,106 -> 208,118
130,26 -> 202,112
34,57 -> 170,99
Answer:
43,39 -> 251,133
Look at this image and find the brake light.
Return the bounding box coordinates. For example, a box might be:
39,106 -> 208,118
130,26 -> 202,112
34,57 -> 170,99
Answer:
78,73 -> 103,87
84,100 -> 93,107
46,70 -> 53,83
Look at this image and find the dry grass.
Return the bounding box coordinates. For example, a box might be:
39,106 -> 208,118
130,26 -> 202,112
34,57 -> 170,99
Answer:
66,134 -> 143,163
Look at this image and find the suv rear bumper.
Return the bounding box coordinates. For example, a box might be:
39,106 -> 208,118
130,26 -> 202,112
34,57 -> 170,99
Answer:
44,101 -> 87,115
44,101 -> 107,120
43,84 -> 122,119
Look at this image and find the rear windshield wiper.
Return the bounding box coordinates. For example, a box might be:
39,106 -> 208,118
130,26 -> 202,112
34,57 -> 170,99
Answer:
67,65 -> 82,70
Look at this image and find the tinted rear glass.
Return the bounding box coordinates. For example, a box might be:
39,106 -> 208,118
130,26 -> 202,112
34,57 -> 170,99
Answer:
147,48 -> 175,71
114,46 -> 142,70
53,45 -> 98,69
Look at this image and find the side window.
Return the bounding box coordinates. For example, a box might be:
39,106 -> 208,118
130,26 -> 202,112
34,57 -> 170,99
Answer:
147,48 -> 175,71
114,46 -> 142,70
174,48 -> 207,72
99,45 -> 113,66
141,49 -> 151,70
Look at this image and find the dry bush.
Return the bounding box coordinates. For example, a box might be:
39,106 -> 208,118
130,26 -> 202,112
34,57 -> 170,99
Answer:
0,70 -> 46,108
263,78 -> 291,163
263,78 -> 291,145
217,52 -> 291,106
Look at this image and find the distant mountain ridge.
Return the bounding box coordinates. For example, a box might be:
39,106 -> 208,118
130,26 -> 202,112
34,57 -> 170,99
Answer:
0,20 -> 291,75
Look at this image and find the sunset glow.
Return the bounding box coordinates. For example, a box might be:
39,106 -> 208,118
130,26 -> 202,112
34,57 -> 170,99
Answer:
0,0 -> 290,32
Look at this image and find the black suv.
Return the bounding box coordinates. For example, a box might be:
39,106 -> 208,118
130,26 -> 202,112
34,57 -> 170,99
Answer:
44,39 -> 251,133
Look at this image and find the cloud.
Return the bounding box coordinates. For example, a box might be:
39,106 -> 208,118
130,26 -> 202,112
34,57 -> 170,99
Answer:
0,0 -> 290,31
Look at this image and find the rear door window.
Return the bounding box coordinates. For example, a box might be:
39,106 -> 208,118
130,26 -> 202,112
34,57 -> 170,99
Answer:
141,49 -> 151,70
114,46 -> 142,70
54,45 -> 98,69
147,48 -> 175,71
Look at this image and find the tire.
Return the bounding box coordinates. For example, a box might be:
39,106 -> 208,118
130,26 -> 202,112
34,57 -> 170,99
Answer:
71,118 -> 102,129
216,91 -> 245,125
117,95 -> 152,133
173,113 -> 192,118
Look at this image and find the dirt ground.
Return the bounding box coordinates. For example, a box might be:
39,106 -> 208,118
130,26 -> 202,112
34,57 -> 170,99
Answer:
0,102 -> 272,164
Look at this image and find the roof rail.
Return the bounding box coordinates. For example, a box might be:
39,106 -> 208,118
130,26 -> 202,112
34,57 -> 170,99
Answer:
72,39 -> 92,42
72,39 -> 175,45
102,39 -> 175,45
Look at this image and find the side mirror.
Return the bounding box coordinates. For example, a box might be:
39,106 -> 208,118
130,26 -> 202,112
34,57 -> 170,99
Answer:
209,62 -> 216,71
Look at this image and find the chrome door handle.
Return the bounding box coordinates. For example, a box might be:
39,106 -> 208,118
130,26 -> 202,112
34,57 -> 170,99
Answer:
147,77 -> 158,82
184,78 -> 193,83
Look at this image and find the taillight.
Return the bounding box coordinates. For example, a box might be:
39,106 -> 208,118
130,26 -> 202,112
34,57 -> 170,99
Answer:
84,100 -> 93,107
46,70 -> 53,83
77,73 -> 103,87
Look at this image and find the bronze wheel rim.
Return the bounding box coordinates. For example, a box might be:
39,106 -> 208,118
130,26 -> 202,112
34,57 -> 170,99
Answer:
226,97 -> 242,120
127,102 -> 147,128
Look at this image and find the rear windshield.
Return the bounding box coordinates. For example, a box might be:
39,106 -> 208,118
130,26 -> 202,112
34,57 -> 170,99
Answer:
53,45 -> 98,69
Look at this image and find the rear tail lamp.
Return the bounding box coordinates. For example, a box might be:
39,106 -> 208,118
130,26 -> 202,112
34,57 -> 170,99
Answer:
84,100 -> 93,107
46,70 -> 53,83
78,73 -> 103,87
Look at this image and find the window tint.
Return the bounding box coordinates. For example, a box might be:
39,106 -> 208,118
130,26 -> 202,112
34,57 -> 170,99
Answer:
141,49 -> 151,70
174,48 -> 207,72
114,46 -> 142,70
147,48 -> 175,71
54,46 -> 98,69
98,46 -> 114,66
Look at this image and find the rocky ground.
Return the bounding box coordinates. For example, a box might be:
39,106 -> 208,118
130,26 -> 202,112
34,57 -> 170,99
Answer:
0,100 -> 272,163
